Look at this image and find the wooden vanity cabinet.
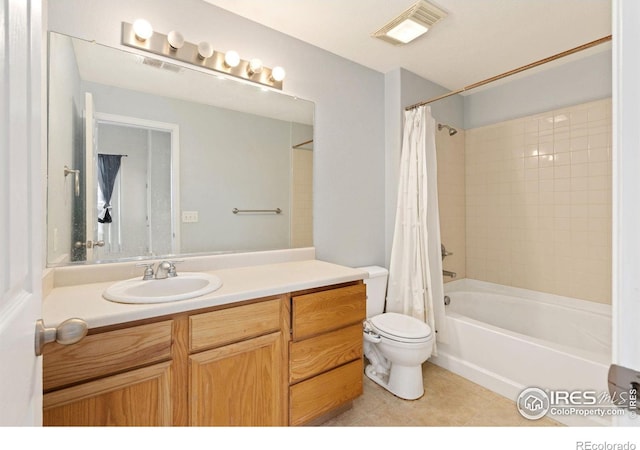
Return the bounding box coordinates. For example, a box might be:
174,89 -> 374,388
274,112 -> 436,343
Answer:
43,282 -> 365,427
43,296 -> 289,427
288,283 -> 366,426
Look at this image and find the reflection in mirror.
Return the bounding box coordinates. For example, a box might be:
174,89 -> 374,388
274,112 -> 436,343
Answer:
94,115 -> 178,261
47,32 -> 314,266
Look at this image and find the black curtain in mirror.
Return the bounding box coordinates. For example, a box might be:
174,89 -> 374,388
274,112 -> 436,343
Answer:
97,154 -> 123,224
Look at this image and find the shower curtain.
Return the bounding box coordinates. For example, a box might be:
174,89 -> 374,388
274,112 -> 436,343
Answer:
386,105 -> 446,353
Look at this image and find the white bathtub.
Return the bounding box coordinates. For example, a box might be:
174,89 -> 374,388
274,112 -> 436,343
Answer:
430,279 -> 612,426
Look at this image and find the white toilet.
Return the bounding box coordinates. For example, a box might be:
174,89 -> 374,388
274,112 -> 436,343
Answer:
359,266 -> 434,400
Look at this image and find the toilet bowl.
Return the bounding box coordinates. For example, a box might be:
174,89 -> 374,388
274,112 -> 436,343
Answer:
359,266 -> 434,400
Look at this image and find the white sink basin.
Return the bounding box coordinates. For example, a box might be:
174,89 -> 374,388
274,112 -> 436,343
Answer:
103,272 -> 223,304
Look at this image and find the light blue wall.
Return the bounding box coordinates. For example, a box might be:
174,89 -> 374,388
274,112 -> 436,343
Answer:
400,69 -> 465,129
48,0 -> 386,268
464,49 -> 612,129
85,81 -> 293,254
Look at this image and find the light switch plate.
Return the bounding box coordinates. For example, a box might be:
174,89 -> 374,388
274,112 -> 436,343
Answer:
182,211 -> 199,223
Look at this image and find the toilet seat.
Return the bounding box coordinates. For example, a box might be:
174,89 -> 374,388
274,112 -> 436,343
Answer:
368,312 -> 432,344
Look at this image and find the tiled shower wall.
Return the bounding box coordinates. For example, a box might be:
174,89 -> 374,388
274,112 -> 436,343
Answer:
464,98 -> 612,304
436,131 -> 466,282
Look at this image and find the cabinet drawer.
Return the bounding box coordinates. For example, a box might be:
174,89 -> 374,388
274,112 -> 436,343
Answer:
43,320 -> 173,392
291,284 -> 365,340
289,323 -> 363,383
289,359 -> 363,426
190,298 -> 282,352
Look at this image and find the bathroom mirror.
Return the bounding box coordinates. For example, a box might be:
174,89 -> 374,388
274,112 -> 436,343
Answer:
47,32 -> 314,266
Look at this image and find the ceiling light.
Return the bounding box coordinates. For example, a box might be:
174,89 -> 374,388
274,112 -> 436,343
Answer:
386,19 -> 428,44
133,19 -> 153,41
372,0 -> 447,46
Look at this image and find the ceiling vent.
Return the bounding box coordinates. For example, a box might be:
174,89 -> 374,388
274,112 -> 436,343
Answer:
372,0 -> 447,45
140,56 -> 183,73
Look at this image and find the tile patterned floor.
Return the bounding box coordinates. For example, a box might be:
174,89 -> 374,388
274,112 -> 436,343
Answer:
322,362 -> 562,427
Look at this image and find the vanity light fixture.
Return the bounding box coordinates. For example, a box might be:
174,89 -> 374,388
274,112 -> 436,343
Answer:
224,50 -> 241,68
197,41 -> 214,59
372,0 -> 447,45
121,22 -> 285,89
132,18 -> 153,42
247,58 -> 263,76
270,66 -> 286,82
167,30 -> 184,50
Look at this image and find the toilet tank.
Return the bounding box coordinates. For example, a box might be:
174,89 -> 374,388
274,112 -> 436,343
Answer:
358,266 -> 389,318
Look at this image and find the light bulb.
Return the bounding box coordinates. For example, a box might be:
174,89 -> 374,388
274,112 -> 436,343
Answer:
197,41 -> 213,59
270,66 -> 286,82
133,19 -> 153,41
224,50 -> 240,68
247,58 -> 263,76
167,30 -> 184,50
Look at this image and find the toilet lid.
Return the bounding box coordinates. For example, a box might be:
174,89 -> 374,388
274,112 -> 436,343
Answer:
369,312 -> 432,342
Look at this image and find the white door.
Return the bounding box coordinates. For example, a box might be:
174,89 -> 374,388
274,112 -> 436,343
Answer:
612,0 -> 640,426
84,92 -> 96,261
0,0 -> 44,426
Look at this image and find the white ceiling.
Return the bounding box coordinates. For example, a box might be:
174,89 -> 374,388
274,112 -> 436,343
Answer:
203,0 -> 612,91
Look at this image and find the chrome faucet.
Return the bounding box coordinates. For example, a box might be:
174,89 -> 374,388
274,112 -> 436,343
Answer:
136,263 -> 155,280
137,261 -> 182,280
154,261 -> 173,279
154,260 -> 182,279
443,269 -> 457,278
441,244 -> 453,261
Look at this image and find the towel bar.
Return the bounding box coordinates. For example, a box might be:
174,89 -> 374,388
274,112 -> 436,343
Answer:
64,166 -> 80,197
232,208 -> 282,214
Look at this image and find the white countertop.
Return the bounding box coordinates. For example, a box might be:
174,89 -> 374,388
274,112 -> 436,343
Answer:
43,260 -> 368,329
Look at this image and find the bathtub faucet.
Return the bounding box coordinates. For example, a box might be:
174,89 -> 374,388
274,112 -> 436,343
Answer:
443,270 -> 457,278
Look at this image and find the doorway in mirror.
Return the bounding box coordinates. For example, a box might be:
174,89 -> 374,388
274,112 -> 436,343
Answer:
88,113 -> 180,262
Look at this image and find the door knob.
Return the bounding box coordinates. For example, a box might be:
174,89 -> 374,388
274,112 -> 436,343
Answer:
35,318 -> 88,356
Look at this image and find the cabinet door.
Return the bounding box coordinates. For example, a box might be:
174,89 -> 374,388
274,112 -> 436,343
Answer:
43,362 -> 172,426
190,332 -> 286,426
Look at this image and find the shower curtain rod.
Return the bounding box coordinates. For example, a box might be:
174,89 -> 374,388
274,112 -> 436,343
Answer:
292,139 -> 313,149
405,35 -> 612,111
